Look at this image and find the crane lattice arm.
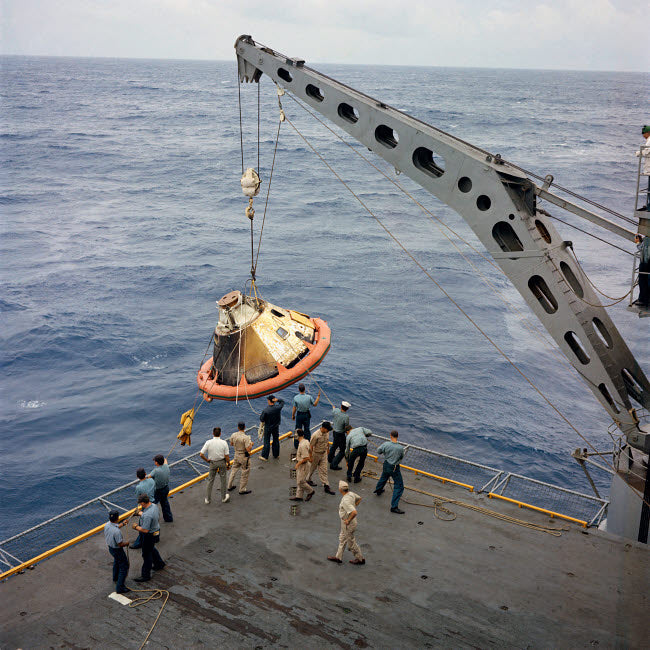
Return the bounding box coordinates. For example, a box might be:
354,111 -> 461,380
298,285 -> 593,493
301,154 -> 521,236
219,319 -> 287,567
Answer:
235,35 -> 649,452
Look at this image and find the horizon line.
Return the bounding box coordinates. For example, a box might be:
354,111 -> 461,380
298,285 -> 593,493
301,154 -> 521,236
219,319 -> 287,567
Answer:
1,52 -> 648,75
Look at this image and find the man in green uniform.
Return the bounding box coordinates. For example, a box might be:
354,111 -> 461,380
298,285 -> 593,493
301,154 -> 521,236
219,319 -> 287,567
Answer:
227,421 -> 253,495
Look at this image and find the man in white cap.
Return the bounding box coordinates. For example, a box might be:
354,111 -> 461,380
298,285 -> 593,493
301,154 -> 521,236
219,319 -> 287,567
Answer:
328,480 -> 365,565
328,401 -> 351,470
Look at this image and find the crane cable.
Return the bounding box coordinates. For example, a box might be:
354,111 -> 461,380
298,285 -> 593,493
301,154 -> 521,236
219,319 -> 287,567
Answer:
282,112 -> 650,509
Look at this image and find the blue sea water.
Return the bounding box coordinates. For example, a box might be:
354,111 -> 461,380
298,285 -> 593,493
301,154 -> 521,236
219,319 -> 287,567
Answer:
1,56 -> 648,540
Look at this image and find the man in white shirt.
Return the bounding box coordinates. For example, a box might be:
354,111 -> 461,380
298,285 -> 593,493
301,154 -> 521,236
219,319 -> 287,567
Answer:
200,427 -> 231,505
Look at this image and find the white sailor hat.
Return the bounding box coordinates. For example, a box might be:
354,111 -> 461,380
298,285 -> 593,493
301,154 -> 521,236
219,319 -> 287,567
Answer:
341,401 -> 351,408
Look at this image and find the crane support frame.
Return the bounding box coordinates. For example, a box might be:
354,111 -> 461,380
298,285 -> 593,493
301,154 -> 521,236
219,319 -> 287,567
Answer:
235,36 -> 649,450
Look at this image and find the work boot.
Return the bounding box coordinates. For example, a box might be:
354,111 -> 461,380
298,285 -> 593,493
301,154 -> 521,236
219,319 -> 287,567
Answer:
327,556 -> 342,564
134,576 -> 151,583
324,485 -> 335,495
349,558 -> 366,565
228,486 -> 237,491
307,479 -> 316,487
391,507 -> 405,514
305,492 -> 314,502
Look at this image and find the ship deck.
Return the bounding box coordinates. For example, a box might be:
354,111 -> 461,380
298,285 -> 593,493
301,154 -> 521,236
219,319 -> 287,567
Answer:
1,437 -> 648,649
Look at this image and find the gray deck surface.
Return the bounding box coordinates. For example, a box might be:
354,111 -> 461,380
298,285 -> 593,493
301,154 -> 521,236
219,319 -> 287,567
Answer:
1,438 -> 648,649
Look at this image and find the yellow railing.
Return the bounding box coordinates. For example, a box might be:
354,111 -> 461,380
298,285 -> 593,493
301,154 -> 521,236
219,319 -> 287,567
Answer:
0,431 -> 294,582
487,493 -> 588,527
366,452 -> 475,491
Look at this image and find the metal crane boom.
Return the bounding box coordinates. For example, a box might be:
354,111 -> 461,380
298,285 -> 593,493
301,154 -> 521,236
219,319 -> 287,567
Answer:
235,35 -> 649,452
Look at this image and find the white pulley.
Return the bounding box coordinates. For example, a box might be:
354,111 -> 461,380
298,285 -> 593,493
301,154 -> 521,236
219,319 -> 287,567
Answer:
241,168 -> 261,198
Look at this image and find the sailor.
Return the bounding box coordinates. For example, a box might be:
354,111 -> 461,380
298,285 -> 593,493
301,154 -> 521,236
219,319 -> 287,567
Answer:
227,421 -> 253,495
634,233 -> 649,307
292,383 -> 321,445
373,430 -> 405,514
104,510 -> 130,593
345,427 -> 371,483
200,427 -> 231,504
148,455 -> 173,523
328,401 -> 351,470
328,480 -> 365,565
636,125 -> 650,212
290,429 -> 314,502
132,494 -> 166,582
131,468 -> 156,549
307,421 -> 336,494
259,394 -> 285,461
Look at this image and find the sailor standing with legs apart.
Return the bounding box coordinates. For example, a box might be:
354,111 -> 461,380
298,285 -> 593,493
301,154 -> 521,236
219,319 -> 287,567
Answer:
373,430 -> 405,514
259,395 -> 285,460
328,401 -> 351,470
104,510 -> 130,593
291,429 -> 314,502
292,383 -> 321,446
148,454 -> 173,523
200,427 -> 231,504
227,421 -> 253,495
132,494 -> 166,582
307,421 -> 336,494
328,481 -> 365,565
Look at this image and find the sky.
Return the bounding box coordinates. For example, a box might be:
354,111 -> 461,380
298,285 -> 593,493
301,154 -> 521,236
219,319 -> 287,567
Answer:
1,0 -> 649,72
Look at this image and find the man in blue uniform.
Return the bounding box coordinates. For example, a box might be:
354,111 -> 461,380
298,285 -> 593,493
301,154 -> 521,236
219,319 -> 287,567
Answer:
328,401 -> 351,470
131,467 -> 156,549
292,383 -> 321,445
104,510 -> 130,593
373,430 -> 405,514
345,426 -> 371,483
132,493 -> 165,582
148,454 -> 173,523
260,395 -> 285,460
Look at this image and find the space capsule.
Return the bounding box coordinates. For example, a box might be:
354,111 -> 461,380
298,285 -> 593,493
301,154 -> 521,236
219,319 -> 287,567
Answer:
197,290 -> 331,401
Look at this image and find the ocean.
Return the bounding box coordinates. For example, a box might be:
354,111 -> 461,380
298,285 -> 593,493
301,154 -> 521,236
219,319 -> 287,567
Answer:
1,56 -> 648,540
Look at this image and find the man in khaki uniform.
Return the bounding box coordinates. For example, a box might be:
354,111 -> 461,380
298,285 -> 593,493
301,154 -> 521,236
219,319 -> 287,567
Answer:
290,429 -> 314,502
227,421 -> 253,495
308,421 -> 335,495
328,480 -> 365,565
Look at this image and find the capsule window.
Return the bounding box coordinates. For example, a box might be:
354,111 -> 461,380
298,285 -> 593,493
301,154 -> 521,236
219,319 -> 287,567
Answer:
412,147 -> 445,178
535,219 -> 552,244
528,275 -> 558,314
560,262 -> 584,299
375,125 -> 399,149
278,68 -> 293,83
338,103 -> 359,123
592,317 -> 613,349
564,331 -> 590,365
306,84 -> 324,102
598,383 -> 620,413
492,222 -> 524,253
476,195 -> 491,211
276,327 -> 289,339
271,309 -> 285,318
458,177 -> 472,193
621,368 -> 644,403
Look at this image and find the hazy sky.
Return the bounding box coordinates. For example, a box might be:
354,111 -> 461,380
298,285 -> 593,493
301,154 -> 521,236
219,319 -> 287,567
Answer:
1,0 -> 648,71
